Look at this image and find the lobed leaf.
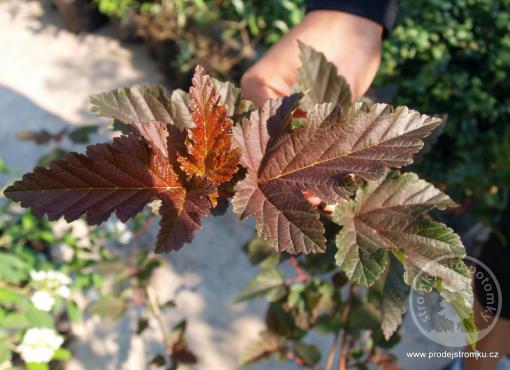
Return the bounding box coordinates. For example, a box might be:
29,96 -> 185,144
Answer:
332,171 -> 475,344
234,94 -> 442,254
156,180 -> 215,253
380,255 -> 409,340
298,41 -> 352,112
333,171 -> 456,286
239,331 -> 284,367
292,341 -> 321,367
213,79 -> 254,119
6,66 -> 240,253
233,95 -> 326,254
4,135 -> 180,225
91,84 -> 193,130
236,267 -> 287,303
178,66 -> 241,185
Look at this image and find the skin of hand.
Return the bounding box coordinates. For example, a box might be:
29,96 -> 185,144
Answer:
241,10 -> 383,106
241,10 -> 383,207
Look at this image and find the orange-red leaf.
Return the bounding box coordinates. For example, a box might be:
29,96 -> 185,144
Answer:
4,135 -> 181,224
178,66 -> 240,184
5,67 -> 242,253
4,134 -> 216,252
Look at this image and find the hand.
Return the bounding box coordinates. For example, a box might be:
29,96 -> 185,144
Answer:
241,10 -> 383,106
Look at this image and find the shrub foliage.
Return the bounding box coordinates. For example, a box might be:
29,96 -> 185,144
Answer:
4,44 -> 477,367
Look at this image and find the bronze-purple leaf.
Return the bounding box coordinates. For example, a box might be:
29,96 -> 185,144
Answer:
4,66 -> 242,253
233,97 -> 442,254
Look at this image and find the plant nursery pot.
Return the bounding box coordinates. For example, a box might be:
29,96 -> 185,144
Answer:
52,0 -> 107,33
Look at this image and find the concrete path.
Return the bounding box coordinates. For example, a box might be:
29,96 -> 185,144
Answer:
1,1 -> 509,370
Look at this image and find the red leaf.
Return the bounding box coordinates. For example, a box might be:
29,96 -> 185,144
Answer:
156,179 -> 214,252
4,67 -> 242,253
233,96 -> 442,254
5,135 -> 181,223
178,66 -> 240,184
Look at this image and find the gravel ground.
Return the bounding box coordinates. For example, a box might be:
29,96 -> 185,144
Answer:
1,1 -> 508,370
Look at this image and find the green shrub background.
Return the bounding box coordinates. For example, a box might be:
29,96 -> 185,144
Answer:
376,0 -> 510,226
97,0 -> 510,226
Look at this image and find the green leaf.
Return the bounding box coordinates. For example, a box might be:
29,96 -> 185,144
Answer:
400,219 -> 475,347
0,287 -> 30,308
88,295 -> 127,320
421,254 -> 476,347
213,79 -> 254,118
0,158 -> 8,174
346,296 -> 382,336
243,238 -> 279,267
236,268 -> 287,302
335,223 -> 388,287
265,302 -> 305,340
0,312 -> 31,329
0,341 -> 11,363
292,342 -> 321,367
440,288 -> 477,348
401,220 -> 468,293
68,125 -> 99,143
90,84 -> 193,130
52,348 -> 71,361
333,171 -> 474,345
298,41 -> 352,112
66,301 -> 82,323
380,255 -> 409,340
300,244 -> 336,275
27,363 -> 49,370
26,307 -> 54,328
36,148 -> 68,167
0,253 -> 30,284
315,313 -> 342,334
332,171 -> 457,288
239,331 -> 284,367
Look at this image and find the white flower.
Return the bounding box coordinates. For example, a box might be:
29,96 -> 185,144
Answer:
56,285 -> 70,298
105,219 -> 133,244
118,229 -> 133,244
29,270 -> 72,303
29,270 -> 47,282
53,271 -> 72,286
18,328 -> 64,363
31,291 -> 55,312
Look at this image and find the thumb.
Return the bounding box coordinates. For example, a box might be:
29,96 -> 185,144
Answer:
240,74 -> 289,107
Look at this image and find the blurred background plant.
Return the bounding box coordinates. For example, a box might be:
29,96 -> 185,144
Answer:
74,0 -> 306,86
375,0 -> 510,227
235,237 -> 403,369
0,126 -> 194,369
2,0 -> 509,368
51,0 -> 509,230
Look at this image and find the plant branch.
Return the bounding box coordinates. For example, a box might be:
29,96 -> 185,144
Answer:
337,284 -> 354,370
348,347 -> 375,368
133,217 -> 154,239
286,351 -> 305,367
325,332 -> 340,370
145,286 -> 168,339
287,256 -> 311,285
